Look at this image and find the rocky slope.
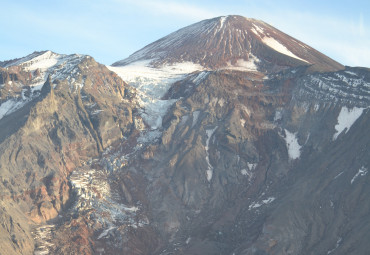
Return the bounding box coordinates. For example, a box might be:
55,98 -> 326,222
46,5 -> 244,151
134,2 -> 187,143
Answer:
0,15 -> 369,255
0,51 -> 138,255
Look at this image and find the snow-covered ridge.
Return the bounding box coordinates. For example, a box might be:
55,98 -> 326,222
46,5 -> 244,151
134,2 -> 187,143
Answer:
294,70 -> 370,107
3,50 -> 87,85
1,51 -> 47,68
5,50 -> 59,70
0,51 -> 88,121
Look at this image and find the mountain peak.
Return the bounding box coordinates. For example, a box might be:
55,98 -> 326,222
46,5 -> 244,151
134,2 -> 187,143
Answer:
113,15 -> 343,73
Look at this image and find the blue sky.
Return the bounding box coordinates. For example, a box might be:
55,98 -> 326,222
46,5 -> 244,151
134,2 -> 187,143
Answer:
1,0 -> 369,67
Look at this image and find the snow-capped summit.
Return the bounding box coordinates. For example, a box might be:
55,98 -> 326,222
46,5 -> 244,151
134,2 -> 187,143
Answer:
0,51 -> 90,121
1,50 -> 88,85
113,15 -> 343,73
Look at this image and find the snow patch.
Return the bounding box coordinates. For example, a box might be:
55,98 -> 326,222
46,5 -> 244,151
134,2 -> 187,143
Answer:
249,197 -> 275,210
241,169 -> 248,175
191,71 -> 209,85
247,162 -> 257,171
33,224 -> 55,255
108,60 -> 203,99
138,95 -> 177,129
333,107 -> 364,140
282,129 -> 301,160
344,71 -> 357,76
109,60 -> 204,131
350,166 -> 368,184
241,168 -> 253,181
0,99 -> 28,120
262,37 -> 308,63
186,237 -> 191,245
179,115 -> 189,126
97,226 -> 116,239
205,126 -> 218,182
219,16 -> 227,28
223,54 -> 260,72
327,237 -> 342,254
240,118 -> 246,127
274,110 -> 282,122
192,111 -> 200,127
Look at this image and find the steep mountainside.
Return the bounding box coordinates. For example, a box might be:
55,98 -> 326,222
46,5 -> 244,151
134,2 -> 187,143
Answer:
113,15 -> 343,73
0,15 -> 369,255
0,51 -> 138,255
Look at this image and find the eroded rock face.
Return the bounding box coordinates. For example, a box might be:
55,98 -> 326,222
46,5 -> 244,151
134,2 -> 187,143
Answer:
0,52 -> 137,255
49,65 -> 369,255
128,67 -> 369,255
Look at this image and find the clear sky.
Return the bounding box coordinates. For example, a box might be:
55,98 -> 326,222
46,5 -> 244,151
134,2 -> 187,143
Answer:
1,0 -> 369,67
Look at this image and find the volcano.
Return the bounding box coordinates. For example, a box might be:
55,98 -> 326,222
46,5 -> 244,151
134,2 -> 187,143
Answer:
0,15 -> 369,255
113,15 -> 343,73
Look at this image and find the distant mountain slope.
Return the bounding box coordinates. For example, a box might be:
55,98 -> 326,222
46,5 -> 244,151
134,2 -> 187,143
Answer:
113,15 -> 343,73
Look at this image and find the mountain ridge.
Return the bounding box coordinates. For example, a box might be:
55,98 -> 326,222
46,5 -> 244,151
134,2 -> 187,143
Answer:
0,15 -> 369,255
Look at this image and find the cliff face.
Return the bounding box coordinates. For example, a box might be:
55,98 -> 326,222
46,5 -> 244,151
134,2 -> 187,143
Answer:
0,52 -> 138,255
41,66 -> 369,255
145,67 -> 370,255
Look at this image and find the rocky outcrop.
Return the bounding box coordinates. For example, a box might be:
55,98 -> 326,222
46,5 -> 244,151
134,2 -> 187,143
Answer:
0,54 -> 137,254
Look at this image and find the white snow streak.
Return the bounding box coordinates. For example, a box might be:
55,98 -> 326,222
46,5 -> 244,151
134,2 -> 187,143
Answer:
350,166 -> 368,184
0,99 -> 26,120
205,126 -> 217,182
333,107 -> 365,140
219,16 -> 227,29
97,226 -> 116,239
327,237 -> 342,254
249,197 -> 275,210
262,37 -> 308,63
334,171 -> 344,180
192,111 -> 200,127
